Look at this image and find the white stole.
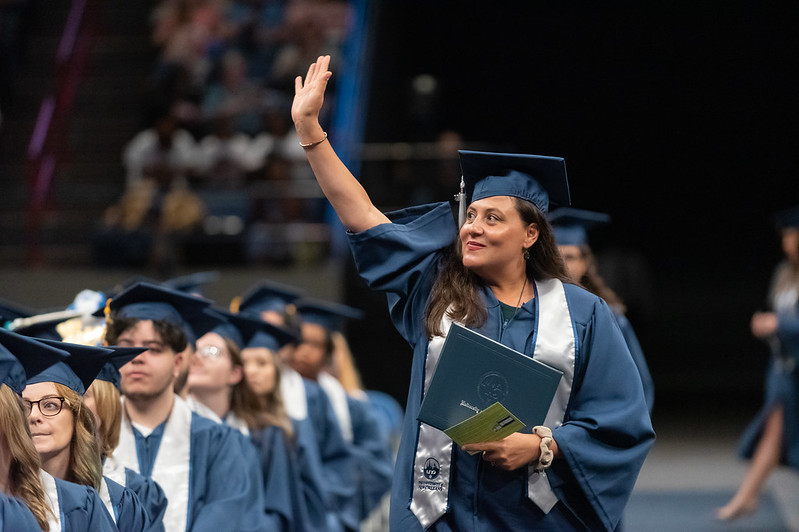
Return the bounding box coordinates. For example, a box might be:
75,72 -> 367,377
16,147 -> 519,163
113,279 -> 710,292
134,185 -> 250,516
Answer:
102,455 -> 127,487
116,394 -> 193,532
526,278 -> 575,512
280,366 -> 309,420
39,469 -> 62,532
410,279 -> 576,528
98,478 -> 117,523
317,371 -> 353,442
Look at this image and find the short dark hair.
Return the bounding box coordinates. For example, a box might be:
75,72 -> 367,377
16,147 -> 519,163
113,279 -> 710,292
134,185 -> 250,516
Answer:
105,316 -> 187,353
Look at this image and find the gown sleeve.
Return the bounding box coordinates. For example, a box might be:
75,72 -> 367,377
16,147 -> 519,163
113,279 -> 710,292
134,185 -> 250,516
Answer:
55,479 -> 118,532
124,467 -> 167,532
548,293 -> 656,531
185,420 -> 260,532
347,202 -> 456,345
104,476 -> 152,532
0,492 -> 42,531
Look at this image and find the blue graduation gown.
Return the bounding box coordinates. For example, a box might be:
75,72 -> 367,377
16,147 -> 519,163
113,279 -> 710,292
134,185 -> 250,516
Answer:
103,475 -> 151,532
128,412 -> 258,531
121,467 -> 166,532
52,476 -> 118,532
247,424 -> 311,531
347,395 -> 394,521
291,416 -> 332,532
347,202 -> 655,531
739,261 -> 799,469
303,378 -> 358,530
612,312 -> 655,413
1,492 -> 41,531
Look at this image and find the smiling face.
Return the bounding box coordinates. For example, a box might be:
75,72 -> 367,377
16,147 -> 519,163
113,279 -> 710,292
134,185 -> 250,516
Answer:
459,196 -> 539,281
116,320 -> 181,402
23,382 -> 73,466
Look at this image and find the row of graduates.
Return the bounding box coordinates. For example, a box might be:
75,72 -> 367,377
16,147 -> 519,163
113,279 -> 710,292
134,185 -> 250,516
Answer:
0,277 -> 399,531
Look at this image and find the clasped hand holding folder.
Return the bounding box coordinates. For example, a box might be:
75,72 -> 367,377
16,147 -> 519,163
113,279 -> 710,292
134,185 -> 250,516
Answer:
417,324 -> 563,446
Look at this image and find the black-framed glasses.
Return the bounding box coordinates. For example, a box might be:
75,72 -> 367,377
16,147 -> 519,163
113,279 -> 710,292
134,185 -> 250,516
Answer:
24,396 -> 66,417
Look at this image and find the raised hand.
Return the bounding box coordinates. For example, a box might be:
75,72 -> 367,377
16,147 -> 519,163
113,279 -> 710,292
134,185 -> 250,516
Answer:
292,55 -> 332,137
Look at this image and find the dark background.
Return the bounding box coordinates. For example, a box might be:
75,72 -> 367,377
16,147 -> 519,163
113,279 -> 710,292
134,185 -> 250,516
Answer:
345,2 -> 799,423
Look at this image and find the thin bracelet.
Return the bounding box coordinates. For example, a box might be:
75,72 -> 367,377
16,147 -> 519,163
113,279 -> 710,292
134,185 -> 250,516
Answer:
299,131 -> 328,149
533,426 -> 554,472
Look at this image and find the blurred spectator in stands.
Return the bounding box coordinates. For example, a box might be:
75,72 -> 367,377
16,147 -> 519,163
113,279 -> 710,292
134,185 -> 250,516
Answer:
202,48 -> 264,136
195,115 -> 255,190
123,110 -> 199,188
151,0 -> 228,92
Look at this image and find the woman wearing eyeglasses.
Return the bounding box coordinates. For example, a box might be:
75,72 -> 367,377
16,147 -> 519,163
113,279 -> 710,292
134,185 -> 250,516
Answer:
23,339 -> 151,532
1,337 -> 54,531
0,328 -> 116,532
186,311 -> 320,531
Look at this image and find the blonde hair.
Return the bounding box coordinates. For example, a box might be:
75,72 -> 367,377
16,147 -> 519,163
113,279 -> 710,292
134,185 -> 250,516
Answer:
53,384 -> 103,491
86,380 -> 122,459
330,332 -> 363,395
0,384 -> 52,530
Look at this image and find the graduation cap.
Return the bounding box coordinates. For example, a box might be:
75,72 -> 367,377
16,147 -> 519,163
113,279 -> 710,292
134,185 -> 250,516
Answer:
773,205 -> 799,229
97,281 -> 213,337
162,271 -> 220,295
456,150 -> 571,224
0,298 -> 39,325
549,207 -> 611,247
294,298 -> 364,333
245,321 -> 298,352
28,339 -> 115,395
95,346 -> 148,390
236,279 -> 306,315
184,308 -> 228,347
0,329 -> 69,394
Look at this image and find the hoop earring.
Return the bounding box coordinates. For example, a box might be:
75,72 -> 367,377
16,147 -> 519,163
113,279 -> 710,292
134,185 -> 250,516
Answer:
523,249 -> 530,260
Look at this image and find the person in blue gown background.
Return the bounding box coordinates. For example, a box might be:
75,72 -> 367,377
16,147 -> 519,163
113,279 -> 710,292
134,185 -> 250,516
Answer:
291,55 -> 654,531
717,206 -> 799,521
22,339 -> 152,532
549,207 -> 655,413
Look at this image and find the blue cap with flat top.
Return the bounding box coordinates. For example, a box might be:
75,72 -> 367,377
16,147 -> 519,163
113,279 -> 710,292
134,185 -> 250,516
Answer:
163,271 -> 220,295
26,339 -> 115,395
1,329 -> 70,394
97,281 -> 213,336
457,150 -> 571,214
549,207 -> 611,247
237,280 -> 306,315
95,346 -> 148,389
294,298 -> 364,333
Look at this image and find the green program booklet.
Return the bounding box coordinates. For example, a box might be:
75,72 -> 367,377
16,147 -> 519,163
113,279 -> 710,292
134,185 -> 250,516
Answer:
418,323 -> 563,443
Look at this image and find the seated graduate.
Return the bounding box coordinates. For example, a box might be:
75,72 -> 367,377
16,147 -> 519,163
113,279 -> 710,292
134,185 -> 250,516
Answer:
101,281 -> 262,532
85,348 -> 168,532
292,55 -> 654,531
237,280 -> 357,532
24,338 -> 153,532
0,329 -> 117,531
293,298 -> 394,527
1,330 -> 65,531
549,207 -> 655,413
187,309 -> 311,531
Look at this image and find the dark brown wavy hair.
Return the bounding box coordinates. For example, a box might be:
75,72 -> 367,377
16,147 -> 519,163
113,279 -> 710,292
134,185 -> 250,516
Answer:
425,198 -> 571,338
